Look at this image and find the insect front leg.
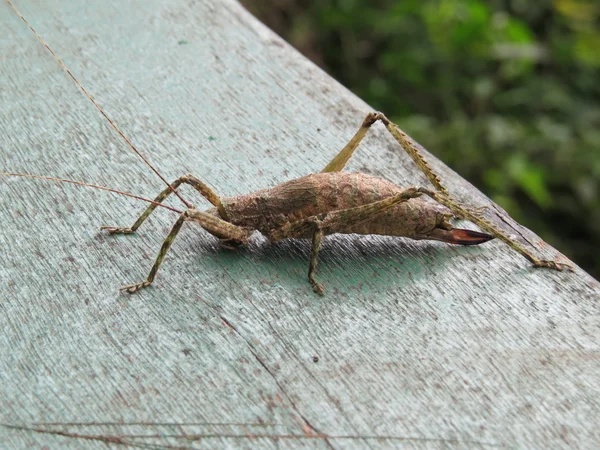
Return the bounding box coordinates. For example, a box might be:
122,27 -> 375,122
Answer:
419,187 -> 572,271
102,174 -> 227,234
271,187 -> 423,294
120,212 -> 186,293
121,209 -> 250,293
322,112 -> 448,194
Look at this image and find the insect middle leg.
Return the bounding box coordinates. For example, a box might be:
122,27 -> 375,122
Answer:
270,187 -> 423,294
121,208 -> 250,293
101,174 -> 228,234
322,112 -> 448,194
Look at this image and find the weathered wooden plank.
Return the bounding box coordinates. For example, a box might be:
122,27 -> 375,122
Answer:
1,0 -> 599,448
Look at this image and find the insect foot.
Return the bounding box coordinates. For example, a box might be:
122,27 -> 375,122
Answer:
311,280 -> 325,296
100,226 -> 135,234
120,281 -> 152,294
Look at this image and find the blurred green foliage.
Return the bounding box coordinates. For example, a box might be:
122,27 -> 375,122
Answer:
242,0 -> 600,279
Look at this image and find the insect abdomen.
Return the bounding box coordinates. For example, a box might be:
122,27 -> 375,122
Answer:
222,172 -> 414,233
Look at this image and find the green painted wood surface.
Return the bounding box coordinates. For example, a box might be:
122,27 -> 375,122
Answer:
1,0 -> 599,448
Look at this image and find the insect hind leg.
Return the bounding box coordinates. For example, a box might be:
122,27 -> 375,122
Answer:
322,112 -> 448,194
102,174 -> 227,234
419,187 -> 572,271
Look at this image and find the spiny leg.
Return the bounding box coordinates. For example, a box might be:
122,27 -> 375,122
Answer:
270,187 -> 423,293
102,174 -> 227,234
122,209 -> 251,293
121,212 -> 186,293
321,113 -> 375,173
322,112 -> 448,194
419,187 -> 572,271
321,112 -> 562,270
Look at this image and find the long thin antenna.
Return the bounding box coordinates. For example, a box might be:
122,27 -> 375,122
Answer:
5,0 -> 192,209
1,172 -> 183,214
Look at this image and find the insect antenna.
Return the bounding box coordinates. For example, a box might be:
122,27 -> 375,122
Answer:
1,172 -> 183,214
5,0 -> 192,209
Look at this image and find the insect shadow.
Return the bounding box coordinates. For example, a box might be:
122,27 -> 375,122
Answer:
187,231 -> 488,296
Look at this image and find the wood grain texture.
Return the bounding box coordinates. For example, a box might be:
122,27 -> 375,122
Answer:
1,0 -> 599,448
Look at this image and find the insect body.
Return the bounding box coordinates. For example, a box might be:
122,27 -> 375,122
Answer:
4,1 -> 571,296
98,111 -> 568,295
222,172 -> 448,240
103,166 -> 494,294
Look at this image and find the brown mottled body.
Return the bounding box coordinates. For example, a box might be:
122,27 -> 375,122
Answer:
221,172 -> 451,241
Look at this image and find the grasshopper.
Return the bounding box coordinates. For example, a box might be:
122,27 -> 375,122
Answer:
3,1 -> 571,295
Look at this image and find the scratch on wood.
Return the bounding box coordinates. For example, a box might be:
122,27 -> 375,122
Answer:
219,316 -> 335,449
0,422 -> 507,447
